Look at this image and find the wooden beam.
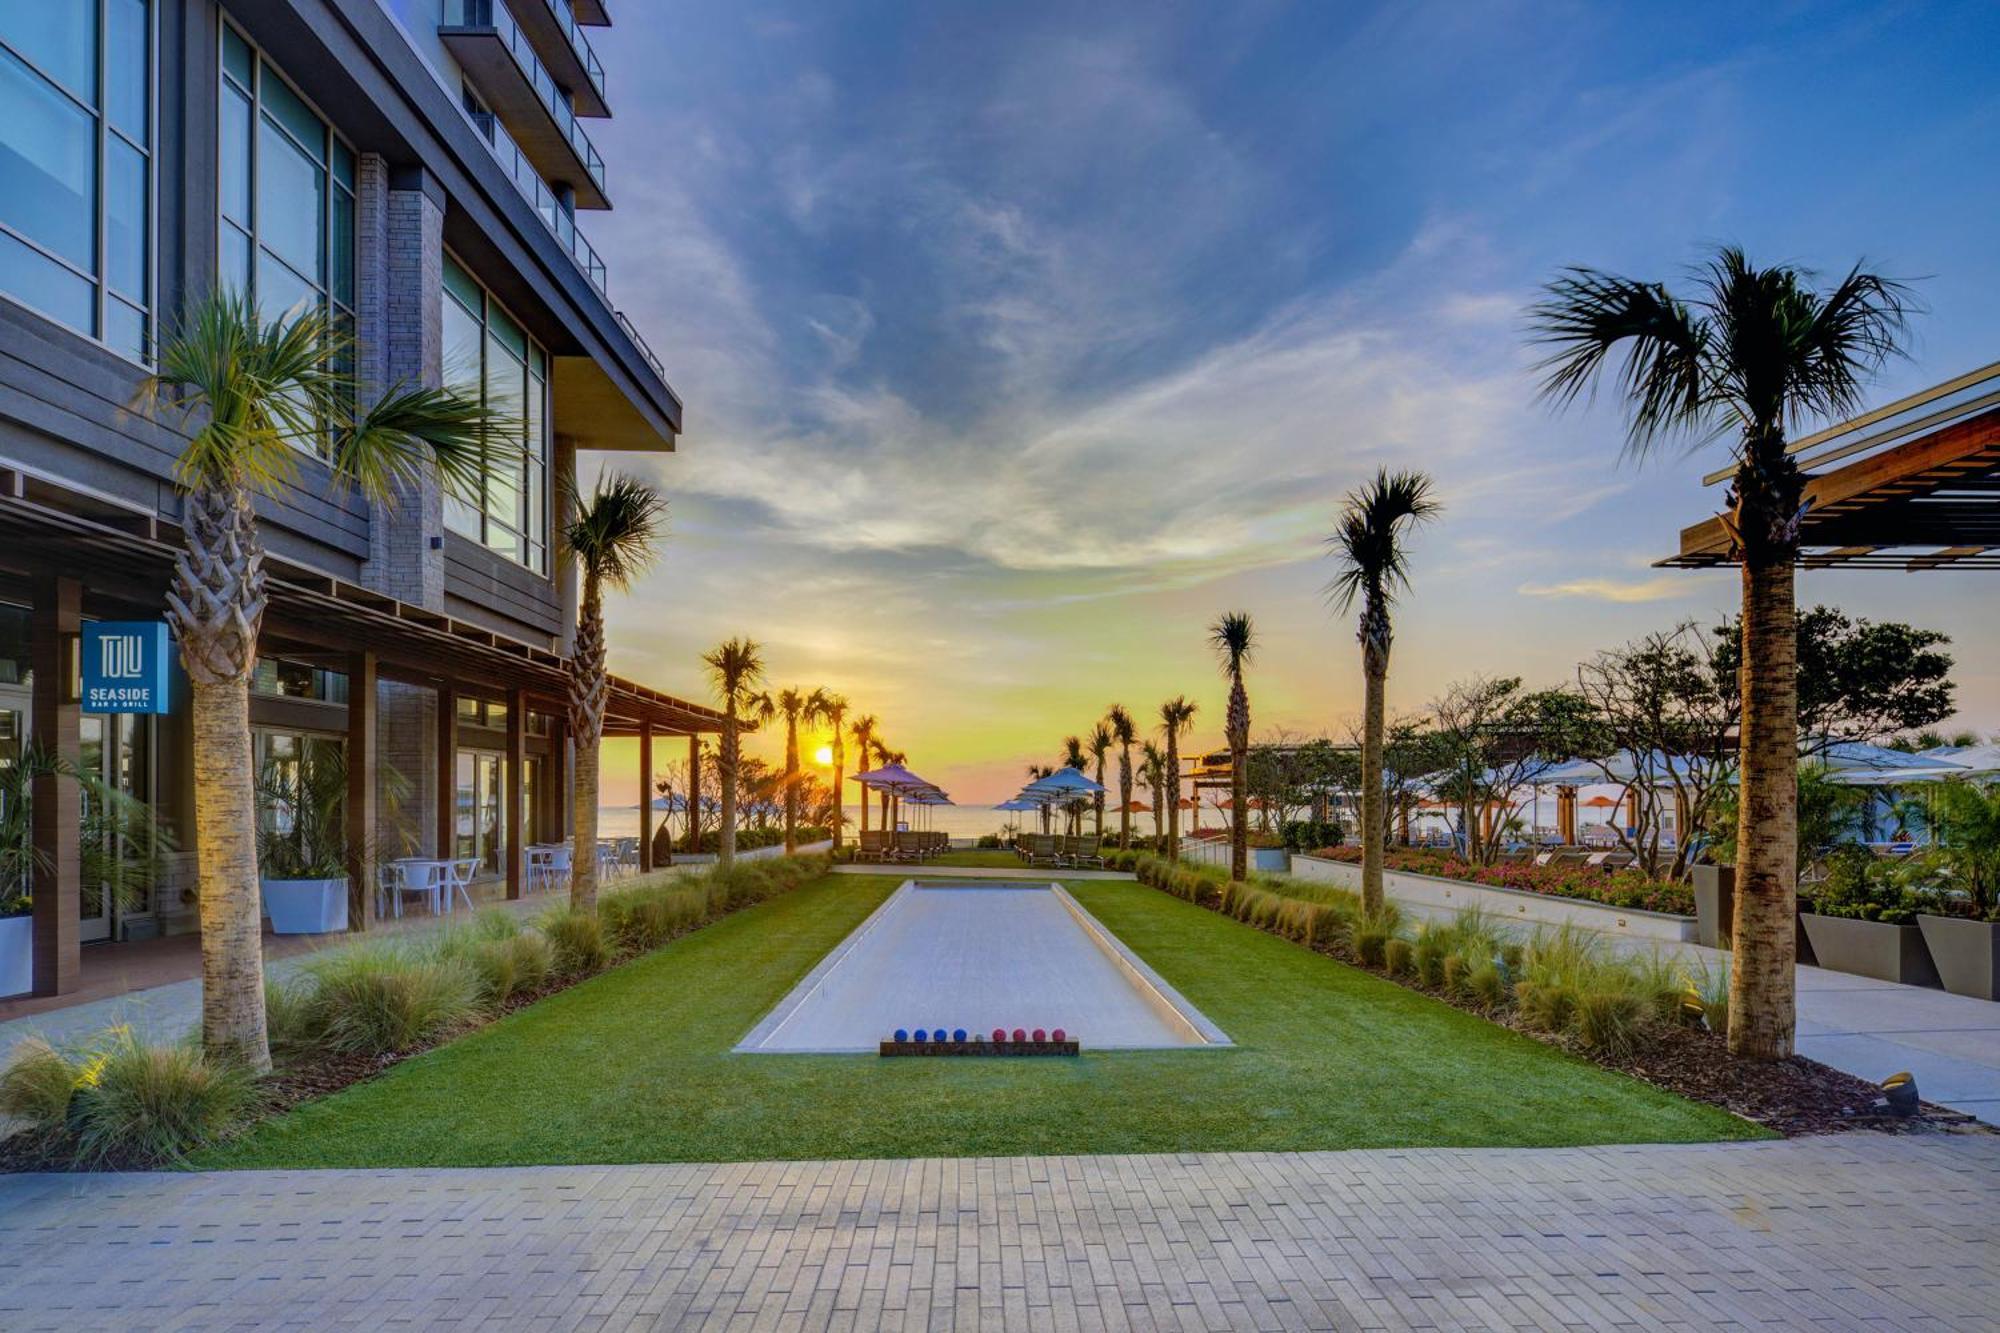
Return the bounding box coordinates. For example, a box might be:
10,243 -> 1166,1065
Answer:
638,720 -> 654,873
30,576 -> 80,995
687,733 -> 701,855
345,649 -> 379,933
436,683 -> 457,860
505,687 -> 526,900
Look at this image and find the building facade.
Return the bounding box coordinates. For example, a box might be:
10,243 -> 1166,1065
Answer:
0,1 -> 718,998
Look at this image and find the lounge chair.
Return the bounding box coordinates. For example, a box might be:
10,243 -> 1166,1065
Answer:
1064,836 -> 1103,868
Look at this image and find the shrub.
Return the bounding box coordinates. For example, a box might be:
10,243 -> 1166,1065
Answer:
1382,936 -> 1412,976
71,1031 -> 258,1167
1311,845 -> 1696,916
1467,962 -> 1508,1011
302,946 -> 481,1056
463,932 -> 553,1010
541,907 -> 610,978
0,1037 -> 78,1130
264,977 -> 326,1060
1412,929 -> 1449,988
1514,979 -> 1577,1033
472,907 -> 522,940
1441,952 -> 1471,996
1575,989 -> 1647,1058
1279,819 -> 1343,852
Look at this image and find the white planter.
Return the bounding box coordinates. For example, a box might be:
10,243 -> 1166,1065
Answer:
0,914 -> 30,998
261,877 -> 349,934
1288,855 -> 1695,943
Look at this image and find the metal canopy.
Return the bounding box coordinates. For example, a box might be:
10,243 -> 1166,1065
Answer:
1663,365 -> 2000,572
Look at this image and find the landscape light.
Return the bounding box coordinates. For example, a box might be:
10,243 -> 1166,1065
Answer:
1883,1071 -> 1919,1116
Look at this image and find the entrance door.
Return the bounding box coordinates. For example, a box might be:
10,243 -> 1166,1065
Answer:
77,713 -> 152,943
0,691 -> 25,916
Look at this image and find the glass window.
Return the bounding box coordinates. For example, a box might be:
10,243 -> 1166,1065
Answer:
440,253 -> 552,574
0,6 -> 153,360
218,19 -> 354,414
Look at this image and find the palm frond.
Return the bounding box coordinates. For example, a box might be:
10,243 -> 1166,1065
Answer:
338,380 -> 503,510
564,473 -> 666,590
1106,704 -> 1136,745
1158,695 -> 1197,736
1208,611 -> 1255,672
702,637 -> 765,705
1527,266 -> 1717,455
1325,468 -> 1440,611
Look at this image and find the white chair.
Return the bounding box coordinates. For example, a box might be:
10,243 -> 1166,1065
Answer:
544,845 -> 573,894
391,859 -> 447,917
377,862 -> 403,919
446,858 -> 480,913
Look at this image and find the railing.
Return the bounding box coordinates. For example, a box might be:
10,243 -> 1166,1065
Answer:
467,111 -> 608,293
539,0 -> 606,106
443,0 -> 607,196
616,311 -> 668,387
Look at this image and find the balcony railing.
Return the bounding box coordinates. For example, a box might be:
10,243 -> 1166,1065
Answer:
443,0 -> 607,197
616,311 -> 668,387
539,0 -> 606,108
468,110 -> 608,294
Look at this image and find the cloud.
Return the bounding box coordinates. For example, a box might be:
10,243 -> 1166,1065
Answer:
1517,574 -> 1722,604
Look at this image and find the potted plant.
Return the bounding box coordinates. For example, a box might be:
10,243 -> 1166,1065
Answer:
0,745 -> 168,996
1915,781 -> 2000,999
257,744 -> 409,935
1798,844 -> 1941,987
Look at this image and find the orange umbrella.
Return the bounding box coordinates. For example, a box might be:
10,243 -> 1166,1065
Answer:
1580,795 -> 1620,809
1115,799 -> 1151,813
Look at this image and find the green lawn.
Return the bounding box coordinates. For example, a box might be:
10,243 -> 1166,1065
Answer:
202,874 -> 1762,1168
923,849 -> 1035,868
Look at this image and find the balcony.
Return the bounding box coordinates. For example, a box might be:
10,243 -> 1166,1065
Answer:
508,0 -> 608,118
572,0 -> 608,22
441,0 -> 610,208
468,110 -> 608,294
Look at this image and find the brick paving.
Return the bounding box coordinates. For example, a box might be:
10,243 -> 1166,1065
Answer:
2,1134 -> 1997,1330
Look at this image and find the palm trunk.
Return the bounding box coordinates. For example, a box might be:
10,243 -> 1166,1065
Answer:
1227,673 -> 1249,884
1118,746 -> 1132,849
1729,556 -> 1799,1059
191,679 -> 269,1071
832,732 -> 845,851
569,574 -> 606,911
1360,647 -> 1388,919
1094,760 -> 1106,838
1166,735 -> 1181,862
169,481 -> 271,1073
718,713 -> 739,867
783,717 -> 798,854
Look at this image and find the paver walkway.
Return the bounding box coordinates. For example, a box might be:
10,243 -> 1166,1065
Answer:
2,1135 -> 1996,1330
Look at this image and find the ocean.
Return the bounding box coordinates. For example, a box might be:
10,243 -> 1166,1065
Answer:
595,803 -> 1173,842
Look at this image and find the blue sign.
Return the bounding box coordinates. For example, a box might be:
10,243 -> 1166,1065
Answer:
82,622 -> 171,715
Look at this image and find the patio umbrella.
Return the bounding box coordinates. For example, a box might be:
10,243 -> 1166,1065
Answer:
1114,799 -> 1151,813
853,762 -> 928,790
1580,794 -> 1620,809
1020,766 -> 1104,798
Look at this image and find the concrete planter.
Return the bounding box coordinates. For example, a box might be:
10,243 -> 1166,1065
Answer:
1693,865 -> 1734,949
1917,915 -> 2000,1000
1693,864 -> 1817,966
1799,912 -> 1940,988
261,877 -> 349,935
1289,854 -> 1696,942
0,913 -> 30,998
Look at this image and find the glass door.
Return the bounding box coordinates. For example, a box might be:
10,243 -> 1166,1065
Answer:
77,713 -> 153,943
455,751 -> 506,877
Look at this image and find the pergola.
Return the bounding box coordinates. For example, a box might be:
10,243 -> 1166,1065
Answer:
1662,362 -> 2000,571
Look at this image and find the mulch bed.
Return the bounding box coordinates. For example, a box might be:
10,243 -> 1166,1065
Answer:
1169,886 -> 1982,1139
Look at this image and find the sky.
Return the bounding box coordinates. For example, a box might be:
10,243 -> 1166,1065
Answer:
580,0 -> 2000,806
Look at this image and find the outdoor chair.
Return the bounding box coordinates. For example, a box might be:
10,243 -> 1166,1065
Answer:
856,830 -> 889,862
1028,834 -> 1064,867
446,858 -> 480,912
1064,836 -> 1103,868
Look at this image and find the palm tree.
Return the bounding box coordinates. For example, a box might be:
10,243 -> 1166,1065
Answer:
1106,705 -> 1137,849
771,688 -> 816,854
1139,742 -> 1166,849
1210,612 -> 1256,883
563,474 -> 666,912
881,745 -> 907,832
818,692 -> 850,850
1328,469 -> 1439,921
1086,722 -> 1113,839
1026,761 -> 1055,835
1528,248 -> 1911,1060
850,713 -> 878,843
1061,736 -> 1088,834
144,288 -> 494,1072
701,638 -> 768,868
1158,697 -> 1198,861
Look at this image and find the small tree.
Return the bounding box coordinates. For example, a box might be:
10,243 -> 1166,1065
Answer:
564,475 -> 665,912
1106,705 -> 1137,849
702,638 -> 768,869
1157,698 -> 1198,860
1209,612 -> 1256,882
145,289 -> 494,1070
1328,469 -> 1439,916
